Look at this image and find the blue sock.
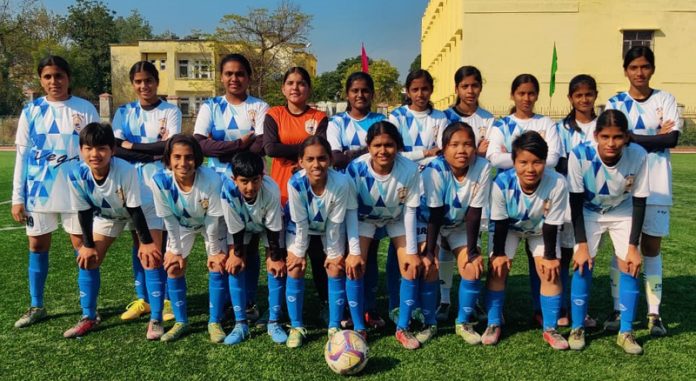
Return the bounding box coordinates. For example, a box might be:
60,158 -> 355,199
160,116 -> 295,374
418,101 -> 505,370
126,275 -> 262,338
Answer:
540,293 -> 562,331
398,278 -> 418,330
346,277 -> 366,331
528,253 -> 541,312
208,271 -> 226,323
286,277 -> 305,328
386,244 -> 400,311
486,290 -> 506,326
131,247 -> 147,302
328,276 -> 346,329
420,279 -> 439,325
28,251 -> 49,308
365,244 -> 379,312
457,279 -> 481,324
619,271 -> 639,333
167,276 -> 188,323
245,252 -> 260,307
145,268 -> 165,321
267,273 -> 285,322
78,268 -> 100,320
570,264 -> 593,329
228,270 -> 247,322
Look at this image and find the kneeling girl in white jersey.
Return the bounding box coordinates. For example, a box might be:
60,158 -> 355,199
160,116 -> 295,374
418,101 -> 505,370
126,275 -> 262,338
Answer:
566,110 -> 649,354
485,131 -> 569,350
151,134 -> 225,342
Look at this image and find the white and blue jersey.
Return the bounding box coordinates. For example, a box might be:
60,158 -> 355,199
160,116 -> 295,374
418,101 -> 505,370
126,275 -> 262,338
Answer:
388,105 -> 447,166
606,90 -> 680,206
422,156 -> 492,228
486,114 -> 561,169
326,112 -> 385,153
220,176 -> 283,235
193,95 -> 269,176
443,106 -> 495,147
556,118 -> 596,158
347,154 -> 422,226
12,96 -> 99,212
151,166 -> 223,230
112,100 -> 181,204
68,157 -> 141,221
567,142 -> 649,221
490,168 -> 568,235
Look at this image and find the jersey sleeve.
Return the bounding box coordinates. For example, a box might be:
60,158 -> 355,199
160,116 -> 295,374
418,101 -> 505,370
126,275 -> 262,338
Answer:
423,167 -> 444,208
151,176 -> 173,218
327,176 -> 351,224
263,183 -> 283,232
111,108 -> 126,140
68,170 -> 92,212
122,162 -> 142,208
470,160 -> 492,208
168,106 -> 183,135
206,173 -> 224,217
632,149 -> 650,198
489,181 -> 508,221
193,102 -> 213,136
86,103 -> 100,124
566,150 -> 584,193
287,179 -> 308,225
220,182 -> 245,235
405,168 -> 423,208
661,92 -> 682,133
486,124 -> 513,169
544,118 -> 562,168
326,118 -> 343,151
545,176 -> 568,225
12,110 -> 31,204
254,101 -> 270,135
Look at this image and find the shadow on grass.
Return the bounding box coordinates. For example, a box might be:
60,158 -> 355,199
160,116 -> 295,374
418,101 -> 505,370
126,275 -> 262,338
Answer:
361,355 -> 400,375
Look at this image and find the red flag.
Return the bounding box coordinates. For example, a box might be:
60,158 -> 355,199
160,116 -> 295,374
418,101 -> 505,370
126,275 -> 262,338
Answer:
361,43 -> 369,73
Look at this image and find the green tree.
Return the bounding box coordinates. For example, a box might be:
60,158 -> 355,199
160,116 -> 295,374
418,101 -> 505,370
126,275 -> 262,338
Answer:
114,9 -> 153,43
343,59 -> 401,106
213,0 -> 312,98
311,56 -> 375,102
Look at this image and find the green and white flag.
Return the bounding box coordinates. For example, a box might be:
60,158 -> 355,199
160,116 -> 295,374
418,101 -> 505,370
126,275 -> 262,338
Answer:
550,43 -> 558,98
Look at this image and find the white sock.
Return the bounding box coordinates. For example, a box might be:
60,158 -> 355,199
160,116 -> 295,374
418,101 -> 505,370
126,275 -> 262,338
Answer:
438,248 -> 455,305
610,256 -> 620,311
643,254 -> 663,315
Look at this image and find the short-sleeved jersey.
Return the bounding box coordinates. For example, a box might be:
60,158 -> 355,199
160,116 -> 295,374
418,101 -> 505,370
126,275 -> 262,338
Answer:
68,157 -> 141,221
347,153 -> 422,225
556,118 -> 597,158
287,169 -> 357,235
151,166 -> 223,230
14,96 -> 99,212
112,100 -> 182,204
193,95 -> 269,176
606,90 -> 680,206
326,112 -> 385,152
486,114 -> 561,169
388,105 -> 448,166
220,175 -> 283,234
266,106 -> 327,204
490,168 -> 568,235
423,156 -> 492,228
567,142 -> 649,222
443,106 -> 495,147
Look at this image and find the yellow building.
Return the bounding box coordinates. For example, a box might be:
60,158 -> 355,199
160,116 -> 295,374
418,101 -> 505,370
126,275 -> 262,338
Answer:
110,40 -> 317,115
421,0 -> 696,116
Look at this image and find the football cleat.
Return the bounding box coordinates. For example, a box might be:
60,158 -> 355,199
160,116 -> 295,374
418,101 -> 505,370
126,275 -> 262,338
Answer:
287,327 -> 307,348
647,314 -> 667,337
617,331 -> 643,355
120,299 -> 150,321
543,329 -> 569,350
568,328 -> 585,351
603,310 -> 621,332
208,322 -> 226,343
63,316 -> 99,338
223,323 -> 250,346
365,310 -> 385,329
161,322 -> 189,342
163,300 -> 175,322
584,314 -> 597,329
395,329 -> 420,350
455,323 -> 482,345
15,307 -> 47,328
147,320 -> 165,340
267,322 -> 287,344
481,325 -> 501,345
415,324 -> 438,344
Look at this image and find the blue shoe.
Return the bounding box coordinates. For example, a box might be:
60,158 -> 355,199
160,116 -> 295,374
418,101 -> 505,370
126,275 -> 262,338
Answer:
223,323 -> 250,346
267,322 -> 288,344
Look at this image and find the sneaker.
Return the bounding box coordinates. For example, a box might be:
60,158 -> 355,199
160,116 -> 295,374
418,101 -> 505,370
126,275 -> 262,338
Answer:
246,304 -> 260,322
256,309 -> 270,329
395,329 -> 420,350
365,310 -> 386,329
327,327 -> 340,338
455,323 -> 481,345
121,299 -> 150,321
63,316 -> 99,338
208,322 -> 226,343
267,322 -> 288,344
584,315 -> 597,329
481,325 -> 501,346
319,302 -> 330,326
147,320 -> 165,340
435,303 -> 450,322
161,322 -> 189,342
15,307 -> 47,328
287,327 -> 307,348
415,324 -> 437,344
223,323 -> 250,345
616,331 -> 643,355
163,300 -> 175,322
647,314 -> 667,337
543,329 -> 569,350
557,309 -> 570,327
568,328 -> 585,351
603,310 -> 621,332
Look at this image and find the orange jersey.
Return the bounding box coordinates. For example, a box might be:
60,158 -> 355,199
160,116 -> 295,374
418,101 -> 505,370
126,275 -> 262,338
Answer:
263,106 -> 328,205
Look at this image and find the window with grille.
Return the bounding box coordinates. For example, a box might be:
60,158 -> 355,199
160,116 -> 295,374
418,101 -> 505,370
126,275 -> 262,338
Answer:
623,30 -> 654,57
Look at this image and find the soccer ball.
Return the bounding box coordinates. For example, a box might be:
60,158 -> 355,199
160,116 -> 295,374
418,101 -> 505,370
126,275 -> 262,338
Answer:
324,330 -> 369,375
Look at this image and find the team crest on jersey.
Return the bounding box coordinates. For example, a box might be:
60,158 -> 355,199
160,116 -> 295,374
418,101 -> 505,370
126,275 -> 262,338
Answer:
479,126 -> 487,139
248,110 -> 257,129
116,187 -> 126,205
543,199 -> 551,217
158,118 -> 169,140
200,198 -> 209,210
625,175 -> 635,193
305,119 -> 318,135
397,187 -> 408,202
72,113 -> 85,132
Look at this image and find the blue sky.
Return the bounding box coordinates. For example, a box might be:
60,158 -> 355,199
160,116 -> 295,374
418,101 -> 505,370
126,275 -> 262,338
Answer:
44,0 -> 428,79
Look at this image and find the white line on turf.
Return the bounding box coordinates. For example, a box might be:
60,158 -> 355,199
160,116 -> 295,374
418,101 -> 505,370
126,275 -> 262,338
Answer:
0,226 -> 24,231
0,200 -> 12,205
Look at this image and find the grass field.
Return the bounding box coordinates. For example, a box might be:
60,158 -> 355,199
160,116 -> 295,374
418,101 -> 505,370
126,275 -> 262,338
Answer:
1,152 -> 696,380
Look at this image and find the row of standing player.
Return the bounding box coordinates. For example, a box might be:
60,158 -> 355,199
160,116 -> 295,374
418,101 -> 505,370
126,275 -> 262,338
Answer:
12,46 -> 678,353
